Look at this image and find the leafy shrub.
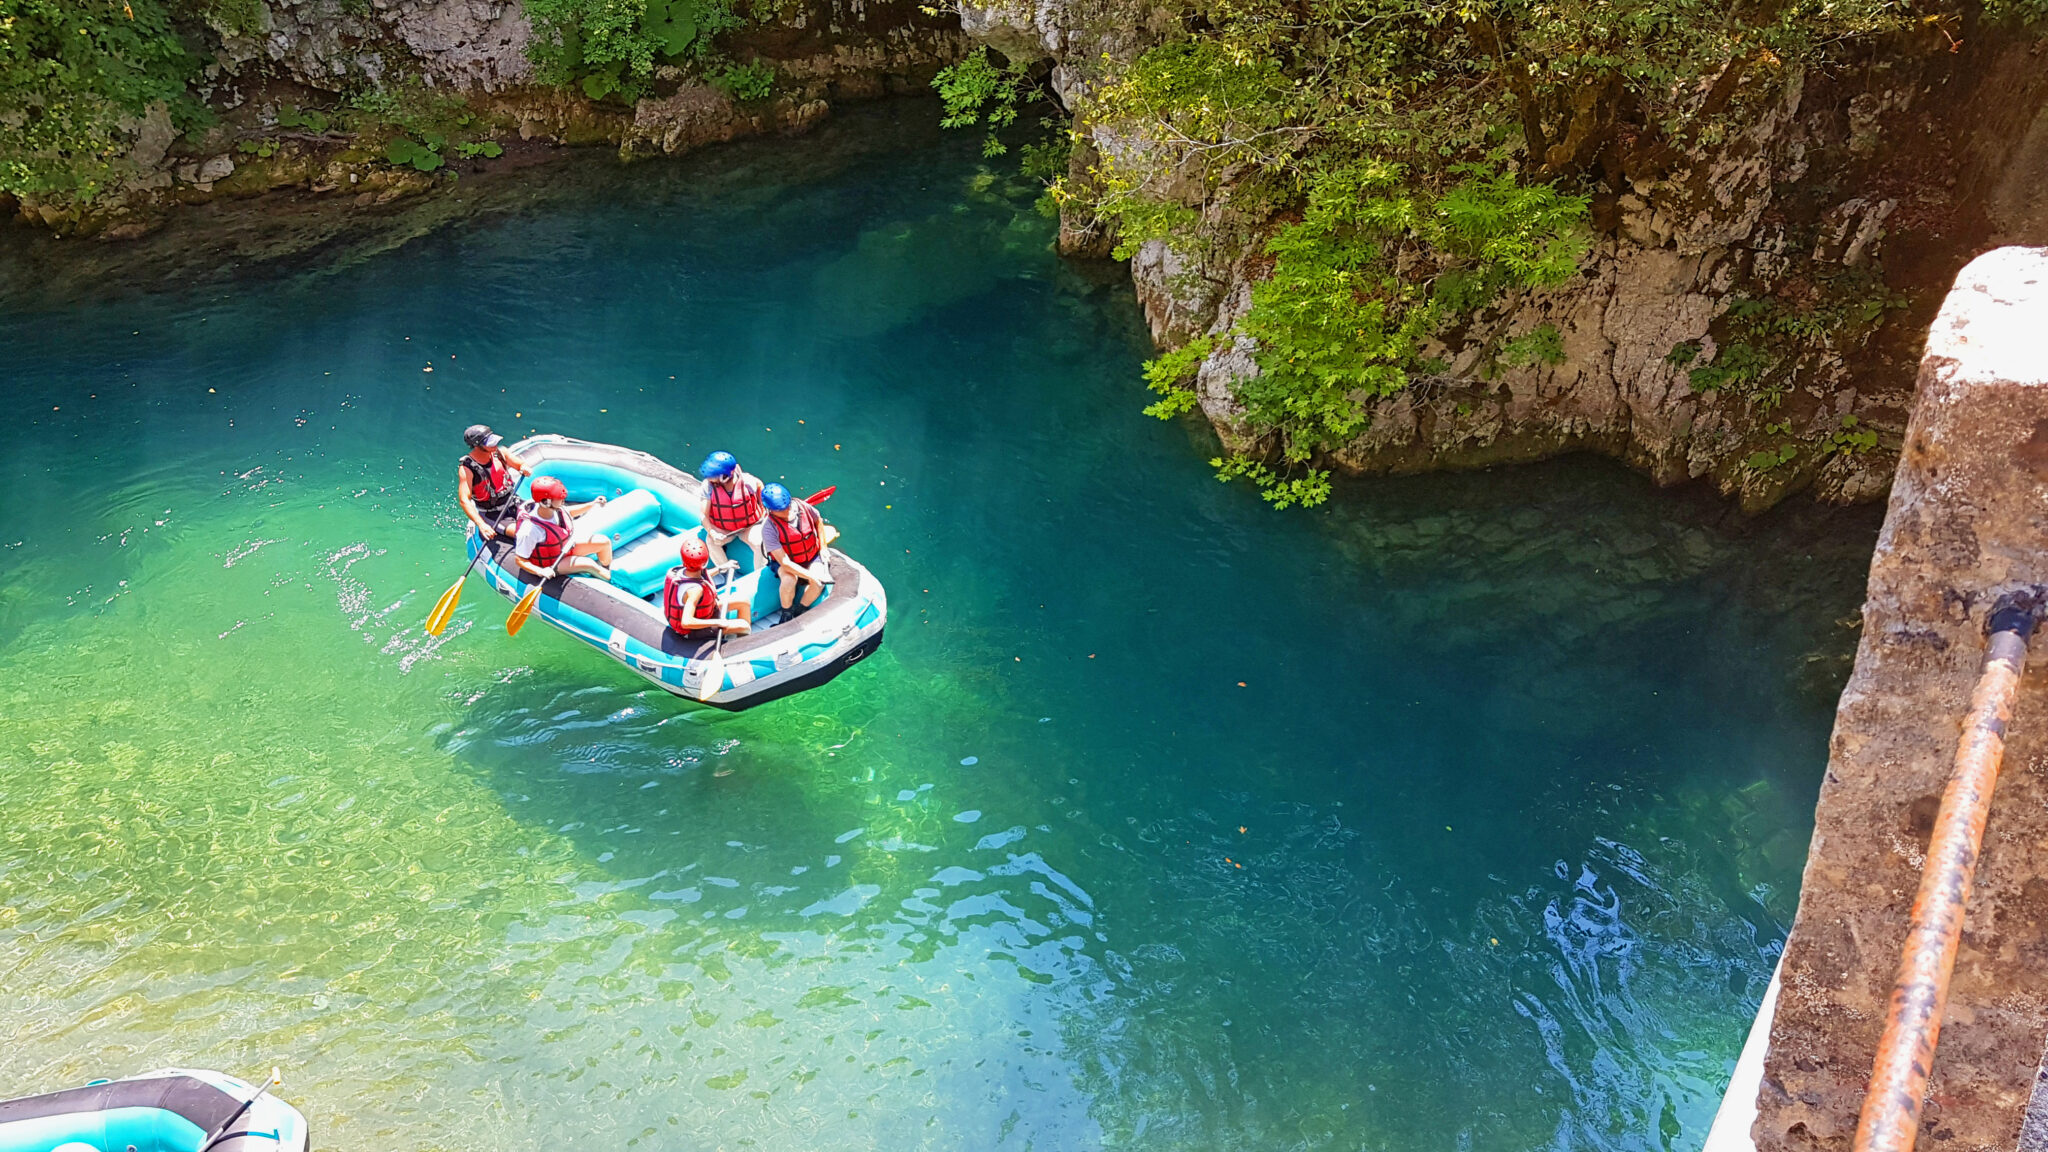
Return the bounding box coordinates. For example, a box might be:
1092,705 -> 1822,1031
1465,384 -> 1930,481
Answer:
933,47 -> 1037,157
1142,163 -> 1588,504
385,134 -> 444,171
520,0 -> 738,103
276,104 -> 332,133
0,0 -> 201,202
708,58 -> 774,102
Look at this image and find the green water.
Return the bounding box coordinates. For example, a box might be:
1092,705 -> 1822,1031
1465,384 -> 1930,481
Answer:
0,103 -> 1879,1150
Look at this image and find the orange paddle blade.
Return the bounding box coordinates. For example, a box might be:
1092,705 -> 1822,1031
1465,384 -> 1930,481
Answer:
425,575 -> 466,636
506,583 -> 543,636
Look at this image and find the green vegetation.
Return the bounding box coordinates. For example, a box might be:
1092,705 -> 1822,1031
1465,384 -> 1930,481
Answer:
342,85 -> 504,172
938,0 -> 2040,505
521,0 -> 738,102
1666,268 -> 1905,472
0,0 -> 201,202
934,47 -> 1040,157
708,58 -> 775,102
276,104 -> 334,134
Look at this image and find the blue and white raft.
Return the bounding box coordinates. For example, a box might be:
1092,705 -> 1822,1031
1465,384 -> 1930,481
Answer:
469,435 -> 887,710
0,1068 -> 308,1152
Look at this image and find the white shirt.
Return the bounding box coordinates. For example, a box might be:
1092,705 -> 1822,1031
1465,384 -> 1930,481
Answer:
514,507 -> 572,560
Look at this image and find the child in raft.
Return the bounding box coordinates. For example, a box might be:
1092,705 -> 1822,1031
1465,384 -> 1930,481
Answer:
514,476 -> 615,581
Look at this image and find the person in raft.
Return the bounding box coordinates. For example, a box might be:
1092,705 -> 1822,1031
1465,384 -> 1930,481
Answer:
664,536 -> 752,639
514,476 -> 615,582
457,424 -> 531,538
760,483 -> 832,616
696,451 -> 764,571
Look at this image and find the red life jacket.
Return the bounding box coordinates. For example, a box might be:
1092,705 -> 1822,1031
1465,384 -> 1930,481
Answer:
460,451 -> 513,505
705,474 -> 763,533
663,567 -> 721,631
774,501 -> 822,566
518,505 -> 573,567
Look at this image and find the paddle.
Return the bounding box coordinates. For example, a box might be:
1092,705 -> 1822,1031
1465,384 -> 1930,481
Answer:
425,507 -> 512,636
695,564 -> 734,703
198,1068 -> 281,1151
506,579 -> 543,636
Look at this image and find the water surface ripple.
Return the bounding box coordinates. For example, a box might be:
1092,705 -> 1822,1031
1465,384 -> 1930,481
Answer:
0,103 -> 1878,1150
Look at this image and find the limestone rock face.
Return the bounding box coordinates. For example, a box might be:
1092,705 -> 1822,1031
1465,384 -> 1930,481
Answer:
950,0 -> 2048,507
219,0 -> 533,90
1755,245 -> 2048,1149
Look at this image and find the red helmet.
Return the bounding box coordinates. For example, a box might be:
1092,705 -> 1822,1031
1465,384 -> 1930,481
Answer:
531,476 -> 567,502
678,536 -> 709,569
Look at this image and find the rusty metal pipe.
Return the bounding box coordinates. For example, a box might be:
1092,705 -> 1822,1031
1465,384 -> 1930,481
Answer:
1854,592 -> 2041,1152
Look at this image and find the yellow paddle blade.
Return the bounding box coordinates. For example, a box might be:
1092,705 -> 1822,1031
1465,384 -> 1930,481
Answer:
424,575 -> 466,636
695,654 -> 723,702
821,525 -> 841,548
506,584 -> 543,636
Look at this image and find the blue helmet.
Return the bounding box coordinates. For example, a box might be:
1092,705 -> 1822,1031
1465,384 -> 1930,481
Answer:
761,483 -> 793,511
698,451 -> 738,479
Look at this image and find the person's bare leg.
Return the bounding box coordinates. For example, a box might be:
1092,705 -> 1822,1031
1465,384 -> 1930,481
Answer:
798,566 -> 825,607
778,566 -> 799,611
562,537 -> 612,579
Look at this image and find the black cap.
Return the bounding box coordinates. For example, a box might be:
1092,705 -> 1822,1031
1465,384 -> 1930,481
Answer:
463,424 -> 501,449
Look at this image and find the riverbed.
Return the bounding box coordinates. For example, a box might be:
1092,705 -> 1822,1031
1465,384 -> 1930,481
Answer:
0,101 -> 1880,1150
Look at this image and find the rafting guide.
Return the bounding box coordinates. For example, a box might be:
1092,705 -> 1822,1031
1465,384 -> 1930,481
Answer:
455,423 -> 530,538
427,431 -> 886,709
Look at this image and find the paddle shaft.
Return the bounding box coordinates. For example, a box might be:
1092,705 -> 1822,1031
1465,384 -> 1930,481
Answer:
199,1071 -> 279,1151
457,502 -> 514,580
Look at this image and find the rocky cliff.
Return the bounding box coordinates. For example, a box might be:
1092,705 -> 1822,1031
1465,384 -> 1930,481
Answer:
16,0 -> 966,240
952,0 -> 2048,509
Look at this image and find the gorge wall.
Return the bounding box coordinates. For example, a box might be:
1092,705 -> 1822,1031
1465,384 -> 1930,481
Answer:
951,0 -> 2048,509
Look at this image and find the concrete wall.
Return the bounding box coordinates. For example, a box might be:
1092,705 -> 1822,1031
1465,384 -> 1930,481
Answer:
1756,246 -> 2048,1150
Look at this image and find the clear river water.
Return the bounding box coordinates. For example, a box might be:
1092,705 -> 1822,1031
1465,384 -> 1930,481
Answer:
0,103 -> 1881,1151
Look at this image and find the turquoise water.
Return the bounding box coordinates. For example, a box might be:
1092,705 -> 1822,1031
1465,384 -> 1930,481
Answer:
0,103 -> 1878,1150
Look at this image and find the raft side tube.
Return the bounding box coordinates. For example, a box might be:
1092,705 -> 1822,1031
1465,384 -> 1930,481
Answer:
0,1069 -> 309,1152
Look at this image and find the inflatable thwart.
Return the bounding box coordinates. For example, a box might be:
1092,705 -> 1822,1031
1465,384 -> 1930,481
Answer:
468,436 -> 887,709
0,1068 -> 309,1152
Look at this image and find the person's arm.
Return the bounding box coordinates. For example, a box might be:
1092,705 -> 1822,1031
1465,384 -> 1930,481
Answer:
680,584 -> 749,632
458,465 -> 492,535
496,445 -> 531,477
566,495 -> 608,517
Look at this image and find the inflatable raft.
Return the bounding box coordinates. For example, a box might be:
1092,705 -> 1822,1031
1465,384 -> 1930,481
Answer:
467,435 -> 887,710
0,1068 -> 308,1152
